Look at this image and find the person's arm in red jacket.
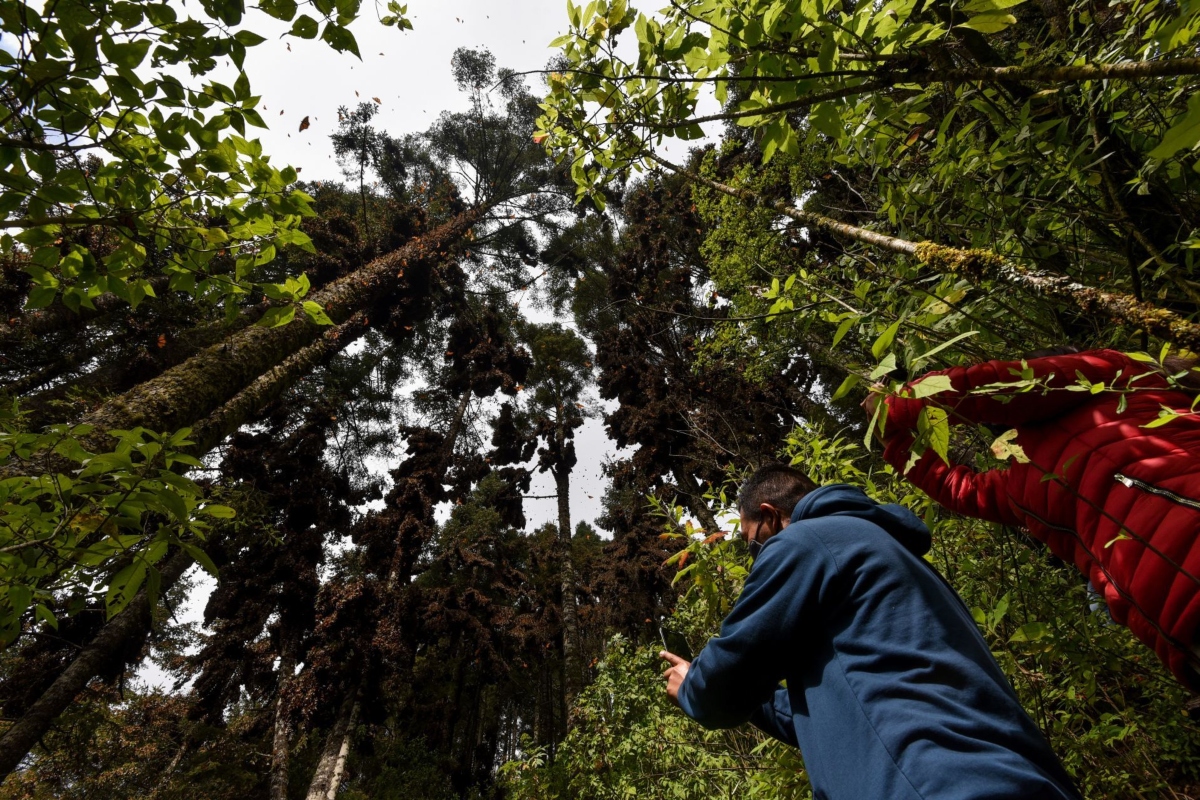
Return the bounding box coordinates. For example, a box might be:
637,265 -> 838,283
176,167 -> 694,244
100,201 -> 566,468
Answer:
881,426 -> 1021,525
886,349 -> 1149,432
875,350 -> 1145,524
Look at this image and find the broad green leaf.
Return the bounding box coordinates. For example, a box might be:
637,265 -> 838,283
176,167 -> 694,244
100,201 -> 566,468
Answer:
810,102 -> 842,139
302,300 -> 335,326
201,504 -> 237,519
962,0 -> 1027,11
911,375 -> 953,398
831,373 -> 862,401
871,320 -> 901,358
290,14 -> 319,38
917,406 -> 950,464
256,306 -> 297,328
956,11 -> 1017,32
1150,93 -> 1200,160
1009,621 -> 1051,643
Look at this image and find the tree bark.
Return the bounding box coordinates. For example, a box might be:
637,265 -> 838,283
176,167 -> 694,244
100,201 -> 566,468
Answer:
188,312 -> 369,455
3,207 -> 483,480
0,548 -> 193,780
304,684 -> 359,800
554,410 -> 583,706
654,155 -> 1200,352
323,695 -> 359,800
674,59 -> 1200,127
0,275 -> 172,347
0,329 -> 362,780
269,635 -> 299,800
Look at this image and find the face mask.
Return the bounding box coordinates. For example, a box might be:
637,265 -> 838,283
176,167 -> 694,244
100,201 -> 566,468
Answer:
748,538 -> 763,561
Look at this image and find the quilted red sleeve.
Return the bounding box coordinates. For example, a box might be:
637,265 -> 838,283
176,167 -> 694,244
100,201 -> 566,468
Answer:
882,428 -> 1020,524
886,349 -> 1146,431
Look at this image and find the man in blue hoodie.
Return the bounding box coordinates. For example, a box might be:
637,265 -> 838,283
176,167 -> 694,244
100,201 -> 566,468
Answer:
660,464 -> 1080,799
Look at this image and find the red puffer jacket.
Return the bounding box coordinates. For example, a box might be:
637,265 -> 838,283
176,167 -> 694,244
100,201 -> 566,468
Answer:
881,349 -> 1200,688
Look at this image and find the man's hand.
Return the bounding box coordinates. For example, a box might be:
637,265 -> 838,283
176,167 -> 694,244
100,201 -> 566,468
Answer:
660,651 -> 690,707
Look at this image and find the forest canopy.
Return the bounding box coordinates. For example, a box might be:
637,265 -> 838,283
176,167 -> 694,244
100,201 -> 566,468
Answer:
1,0 -> 1200,797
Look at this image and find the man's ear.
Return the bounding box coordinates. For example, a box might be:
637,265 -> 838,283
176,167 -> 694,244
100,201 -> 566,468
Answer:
760,503 -> 784,532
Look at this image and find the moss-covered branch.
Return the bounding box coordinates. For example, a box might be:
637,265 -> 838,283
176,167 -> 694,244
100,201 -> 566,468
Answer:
654,155 -> 1200,351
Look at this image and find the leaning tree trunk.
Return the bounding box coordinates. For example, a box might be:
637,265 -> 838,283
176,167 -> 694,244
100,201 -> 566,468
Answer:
323,694 -> 360,800
146,734 -> 191,800
0,322 -> 368,781
652,155 -> 1200,352
3,206 -> 484,481
269,634 -> 300,800
0,548 -> 194,779
305,684 -> 360,800
554,410 -> 583,706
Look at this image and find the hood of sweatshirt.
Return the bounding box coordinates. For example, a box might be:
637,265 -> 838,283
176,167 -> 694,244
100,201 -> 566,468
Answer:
790,483 -> 931,557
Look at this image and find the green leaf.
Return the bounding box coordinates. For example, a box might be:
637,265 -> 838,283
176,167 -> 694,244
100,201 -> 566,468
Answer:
1150,93 -> 1200,160
182,542 -> 220,577
917,406 -> 950,464
262,0 -> 299,20
832,315 -> 857,348
871,320 -> 901,358
956,11 -> 1017,32
9,586 -> 31,617
831,373 -> 862,401
302,300 -> 335,326
100,38 -> 152,69
961,0 -> 1027,11
105,561 -> 148,616
256,306 -> 296,328
911,331 -> 979,367
158,487 -> 189,520
290,14 -> 319,38
911,375 -> 953,398
1009,621 -> 1051,643
321,23 -> 361,57
25,286 -> 58,309
810,102 -> 842,139
869,353 -> 898,380
201,504 -> 237,519
34,604 -> 58,630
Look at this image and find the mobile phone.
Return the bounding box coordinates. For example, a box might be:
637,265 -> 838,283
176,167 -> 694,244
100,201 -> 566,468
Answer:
658,623 -> 694,662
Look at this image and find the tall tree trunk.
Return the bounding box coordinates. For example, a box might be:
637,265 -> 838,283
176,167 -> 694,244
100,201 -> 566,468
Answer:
0,548 -> 193,779
383,388 -> 472,590
323,695 -> 360,800
555,410 -> 583,706
146,732 -> 190,800
189,312 -> 368,455
269,635 -> 299,800
305,684 -> 359,800
5,207 -> 484,480
0,344 -> 354,780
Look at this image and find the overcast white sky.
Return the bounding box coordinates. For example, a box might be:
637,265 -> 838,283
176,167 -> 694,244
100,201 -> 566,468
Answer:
239,0 -> 570,183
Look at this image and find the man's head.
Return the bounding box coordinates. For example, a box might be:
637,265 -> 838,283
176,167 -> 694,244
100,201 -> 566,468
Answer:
737,463 -> 817,556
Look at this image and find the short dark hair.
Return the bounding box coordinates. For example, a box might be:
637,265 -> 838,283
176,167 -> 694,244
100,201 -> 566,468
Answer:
737,463 -> 818,521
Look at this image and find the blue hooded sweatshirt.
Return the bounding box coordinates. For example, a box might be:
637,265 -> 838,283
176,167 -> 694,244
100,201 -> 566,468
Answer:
677,484 -> 1080,800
